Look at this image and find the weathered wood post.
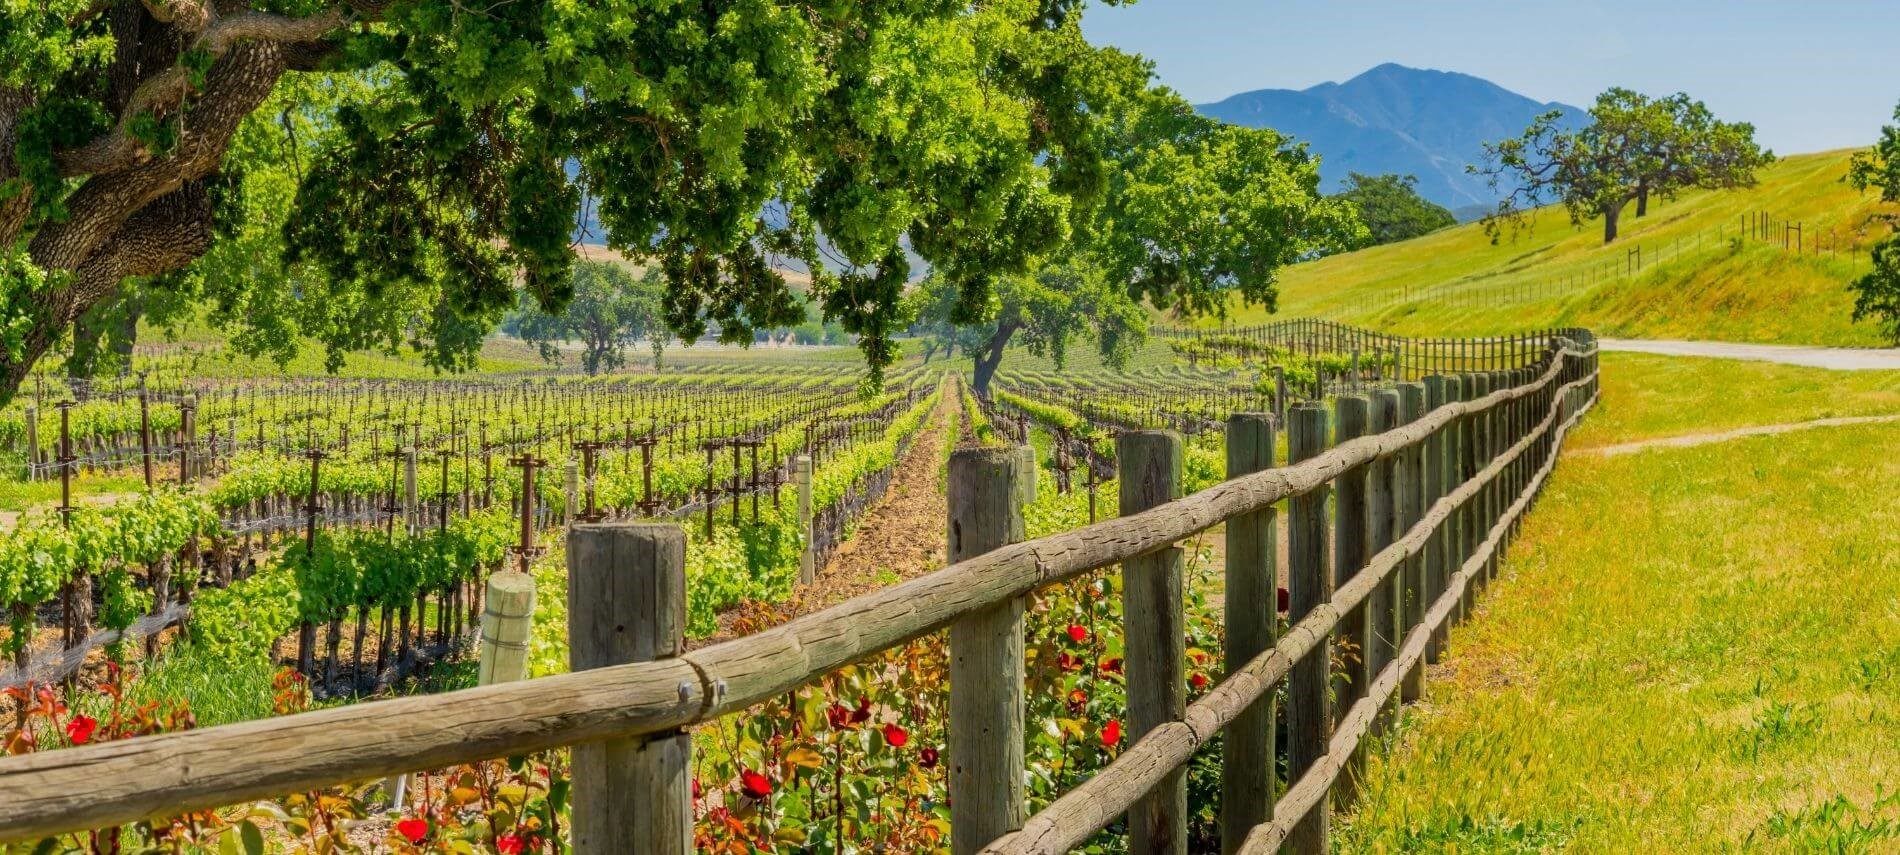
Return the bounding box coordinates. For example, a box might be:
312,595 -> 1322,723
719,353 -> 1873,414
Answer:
1284,403 -> 1332,853
1421,376 -> 1449,662
795,454 -> 815,585
1330,394 -> 1368,737
403,446 -> 419,536
947,447 -> 1029,855
477,572 -> 536,685
1359,389 -> 1400,758
563,456 -> 580,526
23,405 -> 36,481
567,523 -> 690,854
1396,382 -> 1426,703
1013,443 -> 1038,507
1222,413 -> 1276,854
1119,430 -> 1185,855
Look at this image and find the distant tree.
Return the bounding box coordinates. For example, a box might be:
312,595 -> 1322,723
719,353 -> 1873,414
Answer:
937,87 -> 1362,396
1847,104 -> 1900,344
1476,88 -> 1770,243
1336,173 -> 1457,248
508,262 -> 664,374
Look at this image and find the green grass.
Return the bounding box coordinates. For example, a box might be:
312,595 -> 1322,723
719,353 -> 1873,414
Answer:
0,466 -> 148,512
1215,150 -> 1899,346
1569,352 -> 1900,450
1338,419 -> 1900,851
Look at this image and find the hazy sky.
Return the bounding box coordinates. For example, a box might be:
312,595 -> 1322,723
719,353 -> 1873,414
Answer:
1081,0 -> 1898,154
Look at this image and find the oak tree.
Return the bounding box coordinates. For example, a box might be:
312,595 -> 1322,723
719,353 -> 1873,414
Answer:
951,88 -> 1363,395
1847,102 -> 1900,345
506,261 -> 664,375
1477,87 -> 1769,243
0,0 -> 1142,400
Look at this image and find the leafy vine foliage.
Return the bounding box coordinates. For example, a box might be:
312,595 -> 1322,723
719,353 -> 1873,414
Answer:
1,0 -> 1163,398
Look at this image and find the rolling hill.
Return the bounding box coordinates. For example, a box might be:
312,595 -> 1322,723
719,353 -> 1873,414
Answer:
1198,63 -> 1586,213
1206,149 -> 1899,347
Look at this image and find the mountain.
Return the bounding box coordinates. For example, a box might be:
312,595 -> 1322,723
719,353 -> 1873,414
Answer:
1197,63 -> 1587,217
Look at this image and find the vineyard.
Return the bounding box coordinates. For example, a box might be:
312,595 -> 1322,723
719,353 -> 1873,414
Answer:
0,321 -> 1604,854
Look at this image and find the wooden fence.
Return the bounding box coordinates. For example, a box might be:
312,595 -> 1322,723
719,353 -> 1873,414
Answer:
0,328 -> 1600,853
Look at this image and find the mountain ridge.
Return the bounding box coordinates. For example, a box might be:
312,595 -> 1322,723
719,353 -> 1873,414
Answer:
1197,63 -> 1587,215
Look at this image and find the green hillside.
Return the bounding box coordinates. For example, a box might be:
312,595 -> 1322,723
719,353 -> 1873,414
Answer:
1214,150 -> 1898,346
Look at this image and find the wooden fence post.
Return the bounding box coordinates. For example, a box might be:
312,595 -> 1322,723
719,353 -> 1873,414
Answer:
1330,393 -> 1369,743
1013,443 -> 1038,508
1421,376 -> 1449,663
477,572 -> 536,685
403,447 -> 418,536
1284,404 -> 1332,853
1396,382 -> 1426,704
1364,389 -> 1400,741
1221,413 -> 1277,854
795,454 -> 814,585
1119,430 -> 1186,855
567,523 -> 690,854
947,447 -> 1029,855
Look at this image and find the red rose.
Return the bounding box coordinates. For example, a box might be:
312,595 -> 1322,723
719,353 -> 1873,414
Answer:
64,714 -> 97,746
1066,688 -> 1088,713
1065,624 -> 1089,644
1099,657 -> 1124,674
1190,672 -> 1209,690
395,817 -> 429,844
1100,719 -> 1122,747
1058,652 -> 1083,671
740,769 -> 774,800
850,696 -> 872,724
919,747 -> 940,768
495,834 -> 524,855
826,703 -> 852,729
882,722 -> 909,748
692,778 -> 703,801
1277,586 -> 1290,613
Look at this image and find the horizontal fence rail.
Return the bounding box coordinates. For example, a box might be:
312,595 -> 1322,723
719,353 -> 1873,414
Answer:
0,325 -> 1601,852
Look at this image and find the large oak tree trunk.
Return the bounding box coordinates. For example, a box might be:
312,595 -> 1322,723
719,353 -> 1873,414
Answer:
1635,184 -> 1649,217
0,33 -> 319,403
970,320 -> 1020,398
1601,204 -> 1622,244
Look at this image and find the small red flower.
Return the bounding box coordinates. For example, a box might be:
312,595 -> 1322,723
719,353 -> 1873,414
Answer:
64,714 -> 97,745
740,769 -> 774,800
1277,586 -> 1290,613
1100,719 -> 1122,747
1058,652 -> 1083,671
692,778 -> 703,801
882,722 -> 909,748
826,703 -> 853,729
495,834 -> 524,855
850,696 -> 872,724
1065,624 -> 1089,644
395,817 -> 428,844
1099,656 -> 1124,674
919,747 -> 940,768
1066,688 -> 1088,714
1190,672 -> 1210,690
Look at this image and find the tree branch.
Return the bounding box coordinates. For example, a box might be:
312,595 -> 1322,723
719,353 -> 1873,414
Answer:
55,6 -> 348,178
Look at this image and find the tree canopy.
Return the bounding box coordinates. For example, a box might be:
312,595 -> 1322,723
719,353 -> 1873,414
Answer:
505,261 -> 666,375
1847,102 -> 1900,345
1334,173 -> 1456,249
0,0 -> 1158,399
1476,87 -> 1771,244
923,89 -> 1364,394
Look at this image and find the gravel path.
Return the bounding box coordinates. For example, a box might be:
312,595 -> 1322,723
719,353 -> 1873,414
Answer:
1599,338 -> 1900,370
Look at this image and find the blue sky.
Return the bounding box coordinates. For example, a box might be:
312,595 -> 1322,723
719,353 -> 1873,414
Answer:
1081,0 -> 1898,154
